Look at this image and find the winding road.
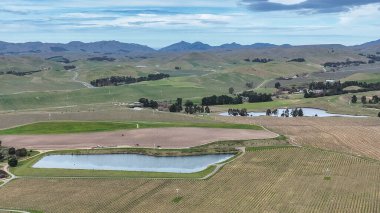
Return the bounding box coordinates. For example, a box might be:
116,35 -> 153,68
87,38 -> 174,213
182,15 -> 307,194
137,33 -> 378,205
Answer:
70,70 -> 95,89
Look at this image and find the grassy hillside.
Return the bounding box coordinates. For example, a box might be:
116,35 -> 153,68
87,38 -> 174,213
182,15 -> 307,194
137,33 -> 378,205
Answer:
0,47 -> 377,111
0,72 -> 262,110
342,72 -> 380,83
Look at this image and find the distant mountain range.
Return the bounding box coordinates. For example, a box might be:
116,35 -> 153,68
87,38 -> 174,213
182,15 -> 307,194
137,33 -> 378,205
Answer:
0,39 -> 379,55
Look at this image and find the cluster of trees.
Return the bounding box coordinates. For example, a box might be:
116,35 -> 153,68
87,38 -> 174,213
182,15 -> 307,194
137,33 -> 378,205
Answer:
169,98 -> 183,112
183,101 -> 210,114
201,91 -> 272,106
287,58 -> 305,62
0,70 -> 41,76
227,108 -> 248,116
87,56 -> 116,62
352,95 -> 380,104
202,95 -> 242,106
0,145 -> 29,167
138,98 -> 158,109
266,108 -> 304,117
323,60 -> 366,68
63,65 -> 76,70
284,108 -> 304,117
46,56 -> 70,63
174,66 -> 182,70
245,82 -> 254,89
90,73 -> 170,87
244,58 -> 273,63
305,81 -> 380,98
240,91 -> 273,103
168,99 -> 210,114
308,81 -> 380,91
251,58 -> 273,63
367,54 -> 380,62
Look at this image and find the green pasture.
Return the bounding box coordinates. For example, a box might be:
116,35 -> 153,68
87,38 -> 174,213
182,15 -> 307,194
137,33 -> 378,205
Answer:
0,121 -> 262,135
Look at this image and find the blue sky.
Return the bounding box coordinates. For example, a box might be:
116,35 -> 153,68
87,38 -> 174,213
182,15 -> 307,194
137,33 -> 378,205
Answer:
0,0 -> 379,47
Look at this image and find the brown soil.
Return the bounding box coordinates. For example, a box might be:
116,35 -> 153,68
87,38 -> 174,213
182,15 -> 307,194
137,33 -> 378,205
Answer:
1,128 -> 278,150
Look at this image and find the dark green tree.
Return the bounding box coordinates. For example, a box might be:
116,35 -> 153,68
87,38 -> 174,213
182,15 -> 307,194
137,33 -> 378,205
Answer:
8,147 -> 16,155
351,95 -> 357,103
372,95 -> 379,104
8,157 -> 18,167
184,100 -> 194,107
15,148 -> 27,157
298,108 -> 304,117
169,104 -> 177,112
176,98 -> 183,112
291,108 -> 299,117
229,87 -> 235,94
275,82 -> 281,89
205,106 -> 211,114
361,96 -> 367,104
246,82 -> 254,88
239,108 -> 248,116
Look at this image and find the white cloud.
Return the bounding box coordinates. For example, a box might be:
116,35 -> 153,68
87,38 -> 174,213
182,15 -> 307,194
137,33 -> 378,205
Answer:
268,0 -> 306,5
60,13 -> 118,19
339,3 -> 380,25
75,13 -> 232,28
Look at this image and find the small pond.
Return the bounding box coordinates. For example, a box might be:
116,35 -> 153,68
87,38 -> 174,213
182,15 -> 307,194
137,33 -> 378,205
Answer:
33,154 -> 234,173
220,108 -> 367,118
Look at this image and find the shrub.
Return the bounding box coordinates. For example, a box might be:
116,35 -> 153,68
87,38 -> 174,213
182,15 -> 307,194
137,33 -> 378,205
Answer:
15,148 -> 28,157
8,147 -> 16,155
8,157 -> 18,167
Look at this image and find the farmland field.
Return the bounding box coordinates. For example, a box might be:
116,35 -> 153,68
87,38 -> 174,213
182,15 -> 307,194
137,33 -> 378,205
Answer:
217,116 -> 380,161
2,2 -> 380,212
0,147 -> 379,212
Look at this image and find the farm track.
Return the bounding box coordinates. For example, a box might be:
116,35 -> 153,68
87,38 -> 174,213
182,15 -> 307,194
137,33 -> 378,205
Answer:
70,70 -> 95,89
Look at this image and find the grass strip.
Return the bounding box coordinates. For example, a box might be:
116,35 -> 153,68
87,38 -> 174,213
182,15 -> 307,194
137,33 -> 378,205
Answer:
0,121 -> 262,135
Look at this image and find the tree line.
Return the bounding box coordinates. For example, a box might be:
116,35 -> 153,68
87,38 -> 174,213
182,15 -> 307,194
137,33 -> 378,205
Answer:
304,81 -> 380,98
227,108 -> 304,117
90,73 -> 170,87
351,95 -> 380,104
287,58 -> 305,62
244,58 -> 273,63
323,60 -> 366,68
0,70 -> 42,76
138,98 -> 158,109
87,56 -> 116,62
202,91 -> 272,106
168,99 -> 210,114
227,108 -> 248,116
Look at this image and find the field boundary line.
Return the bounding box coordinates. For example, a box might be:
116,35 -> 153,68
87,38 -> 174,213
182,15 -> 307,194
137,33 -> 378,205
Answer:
0,209 -> 31,213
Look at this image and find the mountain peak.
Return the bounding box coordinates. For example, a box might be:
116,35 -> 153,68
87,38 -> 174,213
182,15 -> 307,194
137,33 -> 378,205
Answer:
160,41 -> 211,52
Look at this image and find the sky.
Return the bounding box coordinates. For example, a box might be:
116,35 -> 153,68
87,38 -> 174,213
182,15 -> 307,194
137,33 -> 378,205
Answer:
0,0 -> 380,47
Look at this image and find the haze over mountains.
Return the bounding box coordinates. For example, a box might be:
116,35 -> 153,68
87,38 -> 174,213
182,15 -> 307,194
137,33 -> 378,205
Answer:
0,39 -> 379,55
